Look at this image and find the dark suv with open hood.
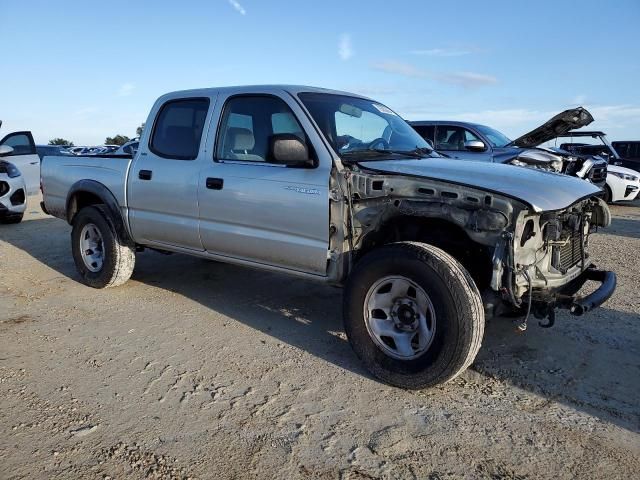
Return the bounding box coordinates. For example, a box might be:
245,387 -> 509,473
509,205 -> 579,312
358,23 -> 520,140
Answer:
410,107 -> 607,187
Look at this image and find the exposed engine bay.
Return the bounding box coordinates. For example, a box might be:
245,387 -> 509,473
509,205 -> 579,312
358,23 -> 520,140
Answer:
511,147 -> 608,187
333,165 -> 612,325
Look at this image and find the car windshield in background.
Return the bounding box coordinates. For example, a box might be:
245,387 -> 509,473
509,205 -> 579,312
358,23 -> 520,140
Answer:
474,125 -> 512,148
298,93 -> 434,160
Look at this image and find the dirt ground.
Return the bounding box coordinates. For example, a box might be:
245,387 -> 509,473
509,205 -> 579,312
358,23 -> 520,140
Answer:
1,195 -> 639,480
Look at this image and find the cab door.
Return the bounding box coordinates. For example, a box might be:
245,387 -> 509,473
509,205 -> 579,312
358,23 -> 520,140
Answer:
197,92 -> 331,275
434,125 -> 493,162
0,131 -> 40,194
127,96 -> 214,250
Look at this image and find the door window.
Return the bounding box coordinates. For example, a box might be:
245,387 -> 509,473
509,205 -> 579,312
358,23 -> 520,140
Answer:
1,132 -> 36,155
216,96 -> 307,163
150,98 -> 210,160
435,126 -> 480,151
412,125 -> 435,145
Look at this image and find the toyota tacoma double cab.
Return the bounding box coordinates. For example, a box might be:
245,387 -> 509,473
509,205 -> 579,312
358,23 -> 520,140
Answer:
41,86 -> 616,389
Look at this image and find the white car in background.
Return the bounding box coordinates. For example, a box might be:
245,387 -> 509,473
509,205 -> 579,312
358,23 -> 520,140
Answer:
605,164 -> 640,203
0,129 -> 40,195
0,146 -> 27,223
112,138 -> 139,155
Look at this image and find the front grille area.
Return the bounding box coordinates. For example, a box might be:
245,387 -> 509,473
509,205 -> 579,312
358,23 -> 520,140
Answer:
0,181 -> 8,197
10,188 -> 25,206
555,230 -> 584,272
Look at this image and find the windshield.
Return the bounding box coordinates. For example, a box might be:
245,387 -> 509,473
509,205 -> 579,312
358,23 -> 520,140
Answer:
298,93 -> 433,159
474,124 -> 512,148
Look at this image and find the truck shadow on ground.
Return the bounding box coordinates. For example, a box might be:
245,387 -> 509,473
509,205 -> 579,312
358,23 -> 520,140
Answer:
4,217 -> 639,434
605,217 -> 640,239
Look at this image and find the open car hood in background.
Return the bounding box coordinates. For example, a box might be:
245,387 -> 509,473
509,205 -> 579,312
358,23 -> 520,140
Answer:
511,107 -> 594,148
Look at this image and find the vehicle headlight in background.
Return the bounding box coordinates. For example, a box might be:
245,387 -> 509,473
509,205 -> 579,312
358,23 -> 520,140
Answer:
0,161 -> 21,178
609,171 -> 639,182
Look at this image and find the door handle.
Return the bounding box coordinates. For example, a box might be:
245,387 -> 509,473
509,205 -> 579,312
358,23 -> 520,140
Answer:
206,177 -> 224,190
30,161 -> 39,165
138,169 -> 152,180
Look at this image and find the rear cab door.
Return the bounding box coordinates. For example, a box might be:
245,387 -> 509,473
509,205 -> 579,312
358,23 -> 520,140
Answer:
0,131 -> 39,194
127,93 -> 217,250
197,88 -> 331,275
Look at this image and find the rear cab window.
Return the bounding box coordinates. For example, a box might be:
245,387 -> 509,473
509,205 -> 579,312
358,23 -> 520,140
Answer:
150,98 -> 210,160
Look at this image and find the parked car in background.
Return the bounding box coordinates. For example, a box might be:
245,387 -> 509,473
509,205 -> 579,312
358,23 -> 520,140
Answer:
68,146 -> 87,155
0,146 -> 27,223
602,164 -> 640,202
113,139 -> 139,155
0,130 -> 40,194
409,108 -> 608,187
611,141 -> 640,173
36,145 -> 74,160
41,85 -> 616,389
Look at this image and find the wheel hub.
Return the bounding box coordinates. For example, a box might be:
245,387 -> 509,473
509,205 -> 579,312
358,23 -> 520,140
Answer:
391,299 -> 420,331
79,223 -> 104,273
363,275 -> 437,360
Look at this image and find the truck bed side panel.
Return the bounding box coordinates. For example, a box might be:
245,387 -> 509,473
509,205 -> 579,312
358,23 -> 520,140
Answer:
41,155 -> 132,221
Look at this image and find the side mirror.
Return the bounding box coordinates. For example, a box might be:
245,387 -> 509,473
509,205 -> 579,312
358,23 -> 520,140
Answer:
269,134 -> 314,167
0,145 -> 14,156
464,140 -> 486,152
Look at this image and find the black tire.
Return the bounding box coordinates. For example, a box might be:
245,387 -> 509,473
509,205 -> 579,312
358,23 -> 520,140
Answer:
343,242 -> 484,389
71,205 -> 135,288
603,185 -> 612,204
0,213 -> 23,224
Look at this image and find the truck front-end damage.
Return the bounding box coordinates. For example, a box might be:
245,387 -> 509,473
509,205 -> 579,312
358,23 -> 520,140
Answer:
339,160 -> 616,327
507,196 -> 615,325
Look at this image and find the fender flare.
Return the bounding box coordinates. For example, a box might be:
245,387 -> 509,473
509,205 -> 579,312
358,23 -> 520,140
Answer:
66,180 -> 134,246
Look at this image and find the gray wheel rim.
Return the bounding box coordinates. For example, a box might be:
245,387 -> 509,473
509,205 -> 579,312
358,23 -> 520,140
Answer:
79,223 -> 104,272
363,275 -> 436,360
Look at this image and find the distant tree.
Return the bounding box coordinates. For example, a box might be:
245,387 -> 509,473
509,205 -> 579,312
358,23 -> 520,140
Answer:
136,123 -> 145,137
48,138 -> 74,146
105,135 -> 130,146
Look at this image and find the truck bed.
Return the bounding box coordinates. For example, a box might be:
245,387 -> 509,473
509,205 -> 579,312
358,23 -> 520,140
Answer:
41,155 -> 133,220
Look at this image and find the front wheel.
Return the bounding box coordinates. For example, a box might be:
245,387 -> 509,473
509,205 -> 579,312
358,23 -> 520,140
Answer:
71,205 -> 135,288
343,242 -> 484,389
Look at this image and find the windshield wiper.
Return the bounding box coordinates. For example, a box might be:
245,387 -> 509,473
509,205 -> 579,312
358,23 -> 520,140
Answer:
341,147 -> 430,162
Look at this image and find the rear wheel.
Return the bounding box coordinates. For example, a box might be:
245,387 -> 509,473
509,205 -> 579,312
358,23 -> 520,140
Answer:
343,242 -> 484,389
71,205 -> 135,288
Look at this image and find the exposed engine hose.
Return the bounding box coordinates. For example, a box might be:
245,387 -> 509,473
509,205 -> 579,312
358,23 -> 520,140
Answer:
516,270 -> 533,332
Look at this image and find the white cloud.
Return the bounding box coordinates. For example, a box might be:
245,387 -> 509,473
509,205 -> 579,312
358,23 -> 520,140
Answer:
372,61 -> 497,88
338,34 -> 353,61
372,61 -> 426,78
227,0 -> 246,15
117,83 -> 135,97
410,48 -> 473,57
435,71 -> 498,88
572,94 -> 587,105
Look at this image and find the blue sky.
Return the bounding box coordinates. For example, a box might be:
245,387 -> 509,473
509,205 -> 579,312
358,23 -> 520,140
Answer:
1,0 -> 639,145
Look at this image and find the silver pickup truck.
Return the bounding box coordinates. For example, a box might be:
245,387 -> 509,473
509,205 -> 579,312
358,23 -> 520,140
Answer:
41,85 -> 616,389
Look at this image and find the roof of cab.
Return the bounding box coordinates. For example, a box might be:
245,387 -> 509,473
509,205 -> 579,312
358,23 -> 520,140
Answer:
156,85 -> 372,101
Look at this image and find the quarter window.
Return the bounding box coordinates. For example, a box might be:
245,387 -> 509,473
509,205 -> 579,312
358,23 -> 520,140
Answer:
150,98 -> 210,160
216,96 -> 306,163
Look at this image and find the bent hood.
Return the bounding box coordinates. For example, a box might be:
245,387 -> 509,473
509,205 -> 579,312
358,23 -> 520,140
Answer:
359,158 -> 601,212
511,107 -> 594,148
